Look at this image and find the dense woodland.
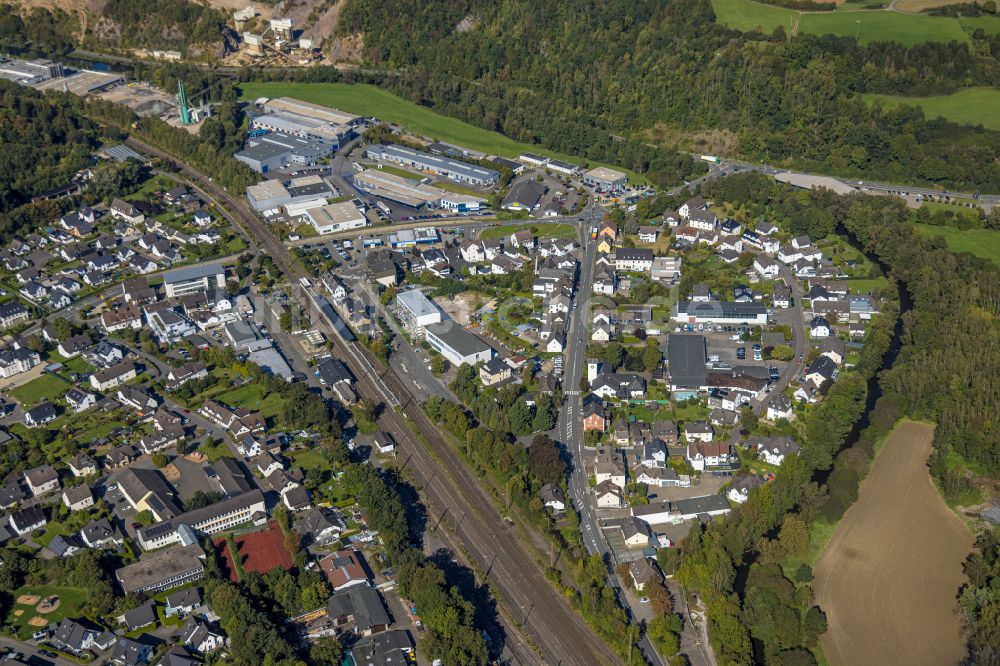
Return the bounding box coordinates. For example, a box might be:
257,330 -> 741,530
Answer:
0,0 -> 231,57
0,81 -> 98,213
676,173 -> 999,664
334,0 -> 1000,191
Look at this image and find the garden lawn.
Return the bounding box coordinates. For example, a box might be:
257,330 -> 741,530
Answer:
238,82 -> 648,184
861,87 -> 1000,131
216,383 -> 285,418
913,224 -> 1000,266
10,373 -> 71,406
289,446 -> 331,472
6,585 -> 88,639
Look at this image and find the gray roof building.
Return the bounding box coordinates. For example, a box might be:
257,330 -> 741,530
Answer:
667,334 -> 707,390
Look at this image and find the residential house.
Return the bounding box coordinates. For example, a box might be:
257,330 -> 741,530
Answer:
727,474 -> 766,504
0,301 -> 29,329
117,385 -> 160,414
110,637 -> 153,666
805,355 -> 838,388
326,586 -> 390,637
0,346 -> 40,378
10,505 -> 46,535
25,464 -> 59,495
479,357 -> 512,387
295,506 -> 346,546
91,362 -> 138,391
809,316 -> 832,339
62,485 -> 94,512
81,517 -> 122,548
595,479 -> 624,509
67,452 -> 98,477
540,484 -> 565,512
615,248 -> 654,273
101,306 -> 143,333
752,436 -> 801,466
164,588 -> 202,618
120,601 -> 157,632
49,618 -> 105,655
766,394 -> 795,422
64,389 -> 97,414
319,550 -> 370,591
594,447 -> 627,488
679,195 -> 707,219
686,441 -> 733,472
637,226 -> 658,243
181,617 -> 225,654
629,557 -> 662,592
683,421 -> 714,443
582,396 -> 609,432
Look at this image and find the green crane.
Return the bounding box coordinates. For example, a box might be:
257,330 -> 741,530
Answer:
177,80 -> 191,125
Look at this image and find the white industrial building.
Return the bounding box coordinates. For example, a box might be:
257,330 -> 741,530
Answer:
424,320 -> 493,367
395,290 -> 442,336
365,144 -> 498,186
162,264 -> 226,298
303,202 -> 368,235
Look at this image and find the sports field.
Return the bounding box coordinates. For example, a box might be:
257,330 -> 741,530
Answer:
914,223 -> 1000,265
711,0 -> 1000,44
214,521 -> 293,582
862,87 -> 1000,131
814,421 -> 973,666
239,82 -> 647,183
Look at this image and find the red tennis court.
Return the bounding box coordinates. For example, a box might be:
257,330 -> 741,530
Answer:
214,520 -> 294,581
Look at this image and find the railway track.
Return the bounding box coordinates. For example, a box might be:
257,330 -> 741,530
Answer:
125,137 -> 621,665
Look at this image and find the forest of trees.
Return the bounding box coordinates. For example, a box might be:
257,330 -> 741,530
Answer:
332,0 -> 1000,191
0,0 -> 231,57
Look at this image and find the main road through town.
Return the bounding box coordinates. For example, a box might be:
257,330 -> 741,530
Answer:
124,137 -> 621,665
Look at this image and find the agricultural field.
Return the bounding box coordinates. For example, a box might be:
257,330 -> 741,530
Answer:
238,82 -> 648,184
862,87 -> 1000,131
913,223 -> 1000,265
813,421 -> 973,666
711,0 -> 1000,44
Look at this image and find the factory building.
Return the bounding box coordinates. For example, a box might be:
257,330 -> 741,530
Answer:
424,320 -> 494,367
583,166 -> 628,192
245,175 -> 335,212
234,131 -> 332,173
302,202 -> 368,235
353,170 -> 443,209
262,97 -> 363,127
365,144 -> 498,187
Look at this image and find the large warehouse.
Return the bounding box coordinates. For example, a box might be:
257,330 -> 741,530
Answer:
365,144 -> 499,186
245,175 -> 335,212
235,131 -> 332,173
262,97 -> 363,127
424,320 -> 494,367
303,202 -> 368,235
583,166 -> 628,192
673,300 -> 769,326
353,169 -> 443,208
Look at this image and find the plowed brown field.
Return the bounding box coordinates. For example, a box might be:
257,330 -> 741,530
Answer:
814,421 -> 973,666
